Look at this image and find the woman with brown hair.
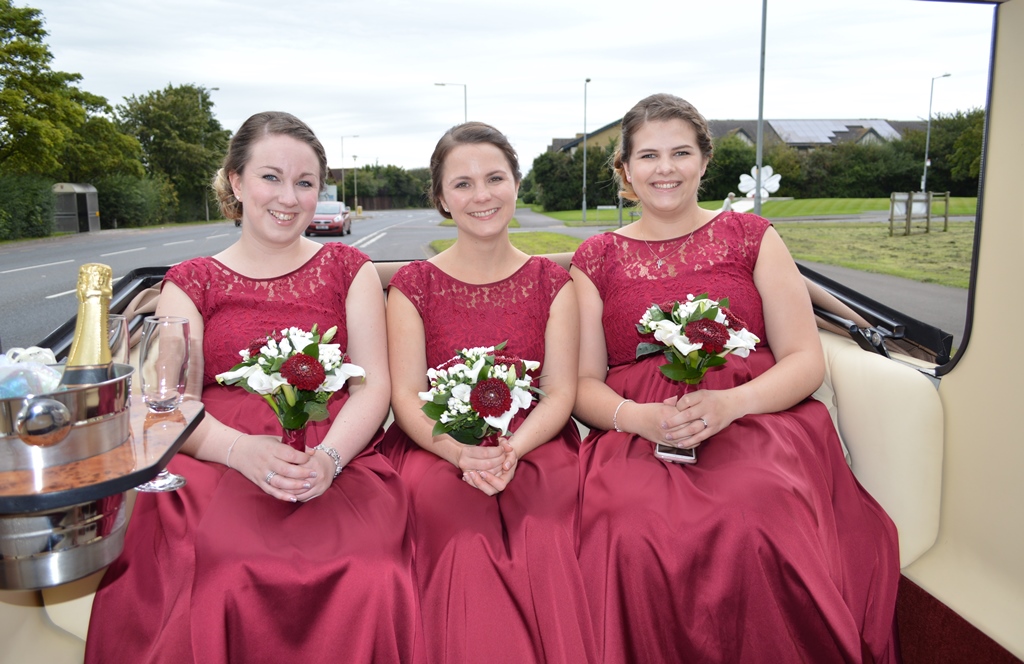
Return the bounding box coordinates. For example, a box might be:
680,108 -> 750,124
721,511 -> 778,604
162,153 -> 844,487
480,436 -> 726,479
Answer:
380,122 -> 595,663
86,111 -> 422,663
571,94 -> 900,662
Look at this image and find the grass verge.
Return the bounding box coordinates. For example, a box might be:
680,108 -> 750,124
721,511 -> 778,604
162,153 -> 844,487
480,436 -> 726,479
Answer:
429,232 -> 582,255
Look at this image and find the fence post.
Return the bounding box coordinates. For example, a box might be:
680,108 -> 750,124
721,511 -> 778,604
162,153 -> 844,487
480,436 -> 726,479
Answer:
943,191 -> 950,231
905,191 -> 914,236
889,192 -> 896,236
925,191 -> 932,234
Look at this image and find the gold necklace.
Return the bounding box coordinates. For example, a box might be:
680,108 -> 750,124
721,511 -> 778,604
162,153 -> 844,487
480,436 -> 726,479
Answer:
640,224 -> 700,269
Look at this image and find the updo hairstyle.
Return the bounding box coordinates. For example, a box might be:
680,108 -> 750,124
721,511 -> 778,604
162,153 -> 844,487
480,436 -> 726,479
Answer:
428,122 -> 522,219
612,93 -> 714,202
212,111 -> 328,222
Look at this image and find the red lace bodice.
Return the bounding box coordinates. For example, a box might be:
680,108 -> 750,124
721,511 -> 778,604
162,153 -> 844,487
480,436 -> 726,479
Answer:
164,243 -> 368,386
389,257 -> 570,372
572,211 -> 769,368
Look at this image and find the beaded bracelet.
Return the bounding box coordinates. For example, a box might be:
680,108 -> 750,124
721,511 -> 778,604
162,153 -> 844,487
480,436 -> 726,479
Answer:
612,399 -> 634,433
314,444 -> 343,478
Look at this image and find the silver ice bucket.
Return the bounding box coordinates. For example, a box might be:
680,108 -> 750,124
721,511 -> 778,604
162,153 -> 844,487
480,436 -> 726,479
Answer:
0,494 -> 127,589
0,363 -> 133,470
1,363 -> 134,589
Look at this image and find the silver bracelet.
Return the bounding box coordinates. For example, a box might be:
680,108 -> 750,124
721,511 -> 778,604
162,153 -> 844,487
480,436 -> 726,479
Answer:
314,444 -> 343,478
612,399 -> 634,433
225,433 -> 244,469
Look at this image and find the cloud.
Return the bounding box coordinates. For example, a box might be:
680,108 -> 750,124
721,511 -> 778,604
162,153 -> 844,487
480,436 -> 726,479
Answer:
32,0 -> 993,170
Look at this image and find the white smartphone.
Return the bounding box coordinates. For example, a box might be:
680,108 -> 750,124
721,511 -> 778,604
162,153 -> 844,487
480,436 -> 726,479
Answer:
654,443 -> 697,464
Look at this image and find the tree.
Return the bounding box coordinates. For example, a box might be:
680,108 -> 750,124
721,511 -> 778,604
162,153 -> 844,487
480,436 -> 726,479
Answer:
704,135 -> 756,201
530,150 -> 578,211
0,1 -> 84,174
117,84 -> 230,220
948,108 -> 985,186
57,92 -> 144,182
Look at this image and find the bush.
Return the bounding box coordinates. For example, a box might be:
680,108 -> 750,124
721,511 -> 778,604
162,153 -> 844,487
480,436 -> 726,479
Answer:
95,174 -> 178,227
0,175 -> 56,240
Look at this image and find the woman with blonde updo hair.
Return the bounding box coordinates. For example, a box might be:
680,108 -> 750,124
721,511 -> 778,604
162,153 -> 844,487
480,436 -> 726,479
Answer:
570,93 -> 900,662
86,111 -> 423,664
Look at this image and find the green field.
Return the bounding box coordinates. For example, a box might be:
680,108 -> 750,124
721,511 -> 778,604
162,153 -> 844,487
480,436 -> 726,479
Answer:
519,198 -> 975,289
430,231 -> 582,256
545,197 -> 977,226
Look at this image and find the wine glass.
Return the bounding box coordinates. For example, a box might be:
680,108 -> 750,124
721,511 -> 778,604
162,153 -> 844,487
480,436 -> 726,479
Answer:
108,314 -> 130,365
135,315 -> 189,492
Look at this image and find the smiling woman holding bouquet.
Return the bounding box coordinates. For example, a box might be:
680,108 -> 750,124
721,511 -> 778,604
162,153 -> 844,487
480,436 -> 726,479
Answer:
569,94 -> 901,663
379,122 -> 595,662
86,112 -> 422,664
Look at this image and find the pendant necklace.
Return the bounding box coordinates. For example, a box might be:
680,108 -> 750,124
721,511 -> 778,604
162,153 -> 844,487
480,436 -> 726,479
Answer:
641,223 -> 701,269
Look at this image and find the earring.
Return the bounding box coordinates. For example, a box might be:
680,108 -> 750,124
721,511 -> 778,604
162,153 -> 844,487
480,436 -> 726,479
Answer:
443,206 -> 450,212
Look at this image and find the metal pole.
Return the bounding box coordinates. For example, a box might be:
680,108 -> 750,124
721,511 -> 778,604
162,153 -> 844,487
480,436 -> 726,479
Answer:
583,78 -> 591,223
922,73 -> 951,192
754,0 -> 767,216
340,135 -> 358,206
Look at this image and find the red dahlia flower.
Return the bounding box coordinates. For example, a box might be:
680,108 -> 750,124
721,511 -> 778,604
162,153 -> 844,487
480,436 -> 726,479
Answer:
719,307 -> 748,333
470,378 -> 513,418
686,319 -> 730,354
246,337 -> 267,358
281,353 -> 326,391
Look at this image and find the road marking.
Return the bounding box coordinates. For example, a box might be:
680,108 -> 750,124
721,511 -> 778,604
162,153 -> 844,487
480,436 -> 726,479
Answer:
101,247 -> 147,257
352,231 -> 386,249
46,274 -> 124,299
1,259 -> 73,274
163,240 -> 194,246
206,233 -> 229,239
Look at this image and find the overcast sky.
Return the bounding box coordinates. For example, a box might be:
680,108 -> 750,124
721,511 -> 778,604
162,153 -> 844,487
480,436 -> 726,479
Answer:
31,0 -> 994,172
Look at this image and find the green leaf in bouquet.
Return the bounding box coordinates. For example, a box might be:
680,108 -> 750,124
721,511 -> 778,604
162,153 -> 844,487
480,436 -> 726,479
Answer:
305,401 -> 330,422
423,401 -> 448,420
704,355 -> 728,368
636,342 -> 664,359
282,410 -> 309,429
301,342 -> 320,359
450,428 -> 484,446
660,362 -> 696,383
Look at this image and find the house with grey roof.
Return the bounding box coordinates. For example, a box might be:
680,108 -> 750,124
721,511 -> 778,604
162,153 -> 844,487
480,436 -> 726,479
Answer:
550,118 -> 926,154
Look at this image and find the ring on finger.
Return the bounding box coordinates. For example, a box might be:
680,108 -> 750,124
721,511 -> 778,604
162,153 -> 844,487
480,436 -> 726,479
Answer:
265,470 -> 277,484
700,417 -> 708,429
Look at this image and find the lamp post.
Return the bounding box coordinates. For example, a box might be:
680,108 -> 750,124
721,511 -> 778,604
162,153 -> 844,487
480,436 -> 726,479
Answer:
340,134 -> 358,207
582,78 -> 591,223
199,86 -> 219,222
922,73 -> 951,193
352,155 -> 359,214
434,82 -> 467,123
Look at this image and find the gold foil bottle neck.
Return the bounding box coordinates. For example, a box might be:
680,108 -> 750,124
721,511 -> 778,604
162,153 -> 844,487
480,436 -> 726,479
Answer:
61,263 -> 114,387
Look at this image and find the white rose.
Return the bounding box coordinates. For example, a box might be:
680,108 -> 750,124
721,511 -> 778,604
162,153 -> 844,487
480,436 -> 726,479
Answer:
320,362 -> 365,392
451,383 -> 472,403
246,369 -> 288,395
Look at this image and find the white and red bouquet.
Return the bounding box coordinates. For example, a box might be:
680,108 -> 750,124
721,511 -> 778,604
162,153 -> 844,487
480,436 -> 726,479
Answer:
216,324 -> 364,450
418,341 -> 541,446
636,293 -> 760,385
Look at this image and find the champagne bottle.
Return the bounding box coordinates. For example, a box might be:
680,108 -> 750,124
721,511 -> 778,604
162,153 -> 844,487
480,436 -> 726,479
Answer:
59,263 -> 114,388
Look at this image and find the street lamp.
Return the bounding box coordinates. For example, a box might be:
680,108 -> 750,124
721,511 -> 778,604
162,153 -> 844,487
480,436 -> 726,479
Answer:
582,78 -> 591,223
922,73 -> 951,193
434,82 -> 467,123
340,134 -> 358,206
199,86 -> 220,222
352,155 -> 359,214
